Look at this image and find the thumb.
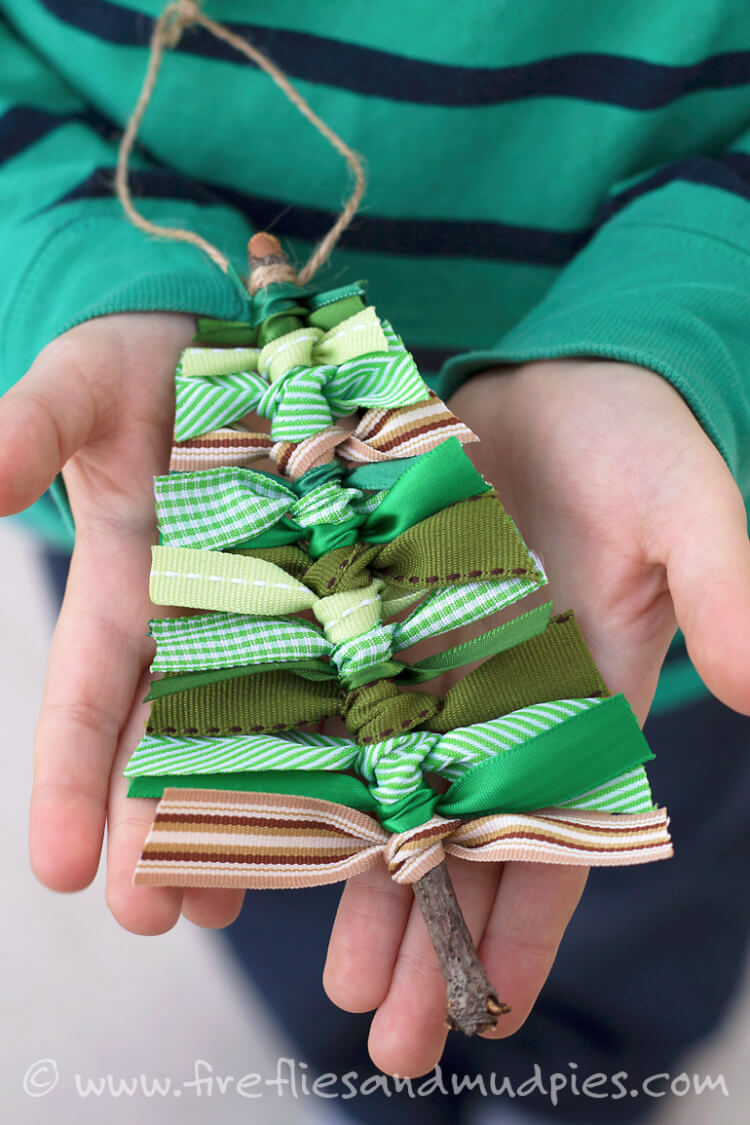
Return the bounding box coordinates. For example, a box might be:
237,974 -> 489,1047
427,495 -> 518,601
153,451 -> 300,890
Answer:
664,451 -> 750,716
0,332 -> 111,515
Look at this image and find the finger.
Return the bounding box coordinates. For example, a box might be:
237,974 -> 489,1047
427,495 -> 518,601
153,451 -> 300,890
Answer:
367,858 -> 502,1077
28,316 -> 194,897
323,862 -> 413,1012
106,670 -> 252,935
104,669 -> 183,934
660,449 -> 750,716
29,510 -> 157,893
95,466 -> 247,932
181,888 -> 246,929
106,661 -> 246,932
0,330 -> 116,515
477,861 -> 588,1038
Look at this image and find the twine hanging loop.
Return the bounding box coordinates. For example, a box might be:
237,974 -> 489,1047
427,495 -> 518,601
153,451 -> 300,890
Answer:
115,0 -> 367,289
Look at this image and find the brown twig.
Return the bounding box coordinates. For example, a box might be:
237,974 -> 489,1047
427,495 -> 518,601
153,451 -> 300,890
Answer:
247,232 -> 300,294
412,859 -> 510,1035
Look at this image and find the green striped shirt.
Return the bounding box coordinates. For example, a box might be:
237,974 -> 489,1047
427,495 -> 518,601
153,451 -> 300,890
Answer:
2,0 -> 749,714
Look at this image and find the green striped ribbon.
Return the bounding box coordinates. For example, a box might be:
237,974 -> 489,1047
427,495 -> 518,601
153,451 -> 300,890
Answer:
175,317 -> 430,441
124,694 -> 656,831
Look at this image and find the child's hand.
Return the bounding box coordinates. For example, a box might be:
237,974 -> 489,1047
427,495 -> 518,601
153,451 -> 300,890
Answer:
1,313 -> 247,931
323,358 -> 750,1076
9,329 -> 750,1075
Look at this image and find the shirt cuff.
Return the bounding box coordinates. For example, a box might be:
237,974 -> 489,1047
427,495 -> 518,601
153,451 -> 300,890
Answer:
436,183 -> 750,500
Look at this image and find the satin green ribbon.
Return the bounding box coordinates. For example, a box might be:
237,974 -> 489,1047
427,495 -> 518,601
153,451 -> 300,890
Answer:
157,438 -> 490,558
234,437 -> 491,556
128,693 -> 655,834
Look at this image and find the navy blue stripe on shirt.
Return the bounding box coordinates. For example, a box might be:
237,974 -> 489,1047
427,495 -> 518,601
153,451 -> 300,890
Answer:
48,166 -> 587,264
595,152 -> 750,224
0,105 -> 113,164
39,0 -> 750,109
44,156 -> 750,266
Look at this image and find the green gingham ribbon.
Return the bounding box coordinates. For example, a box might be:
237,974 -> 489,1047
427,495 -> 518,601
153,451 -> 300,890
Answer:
155,467 -> 379,552
124,694 -> 656,823
175,316 -> 430,441
148,578 -> 547,688
155,437 -> 495,560
149,613 -> 331,671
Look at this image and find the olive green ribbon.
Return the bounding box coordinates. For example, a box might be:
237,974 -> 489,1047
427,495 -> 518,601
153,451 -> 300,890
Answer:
145,610 -> 606,745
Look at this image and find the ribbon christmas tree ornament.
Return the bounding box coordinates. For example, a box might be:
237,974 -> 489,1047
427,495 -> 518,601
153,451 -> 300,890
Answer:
115,1 -> 672,1040
124,232 -> 673,1038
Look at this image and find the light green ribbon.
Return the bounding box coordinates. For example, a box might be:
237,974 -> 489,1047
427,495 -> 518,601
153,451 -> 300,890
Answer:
174,310 -> 430,441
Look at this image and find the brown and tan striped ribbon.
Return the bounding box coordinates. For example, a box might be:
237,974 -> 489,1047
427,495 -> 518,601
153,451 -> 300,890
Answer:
169,430 -> 274,472
133,789 -> 673,889
168,393 -> 478,477
336,393 -> 478,463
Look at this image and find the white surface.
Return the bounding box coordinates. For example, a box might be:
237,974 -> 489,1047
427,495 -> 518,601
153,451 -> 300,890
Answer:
0,521 -> 747,1125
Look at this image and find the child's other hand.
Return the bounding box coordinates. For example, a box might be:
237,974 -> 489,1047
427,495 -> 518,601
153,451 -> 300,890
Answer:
1,313 -> 246,932
324,358 -> 750,1076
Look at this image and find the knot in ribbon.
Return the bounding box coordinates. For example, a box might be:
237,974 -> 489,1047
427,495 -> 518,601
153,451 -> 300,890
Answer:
359,730 -> 442,810
130,694 -> 664,842
290,480 -> 365,534
329,621 -> 398,685
148,569 -> 548,700
170,395 -> 478,480
270,425 -> 351,479
132,790 -> 674,889
155,465 -> 374,556
174,307 -> 431,442
158,436 -> 496,562
343,680 -> 442,744
257,306 -> 389,381
382,815 -> 464,883
312,580 -> 384,644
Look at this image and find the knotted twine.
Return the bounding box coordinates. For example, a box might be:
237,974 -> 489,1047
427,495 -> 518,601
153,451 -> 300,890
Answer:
115,0 -> 367,286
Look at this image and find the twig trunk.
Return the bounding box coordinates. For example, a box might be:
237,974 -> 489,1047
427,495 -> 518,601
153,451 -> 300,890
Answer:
412,859 -> 510,1036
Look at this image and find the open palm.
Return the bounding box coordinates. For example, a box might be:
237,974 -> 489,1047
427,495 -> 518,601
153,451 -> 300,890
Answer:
5,325 -> 750,1078
1,313 -> 247,933
323,358 -> 750,1075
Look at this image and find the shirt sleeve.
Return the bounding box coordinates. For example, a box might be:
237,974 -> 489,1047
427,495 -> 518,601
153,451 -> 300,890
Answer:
436,131 -> 750,504
0,16 -> 252,399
